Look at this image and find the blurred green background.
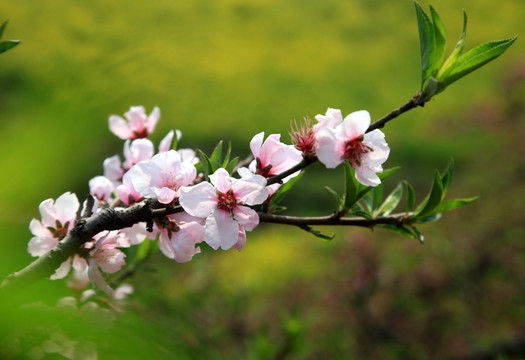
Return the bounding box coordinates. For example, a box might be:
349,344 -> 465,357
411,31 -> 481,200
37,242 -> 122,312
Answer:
1,0 -> 524,358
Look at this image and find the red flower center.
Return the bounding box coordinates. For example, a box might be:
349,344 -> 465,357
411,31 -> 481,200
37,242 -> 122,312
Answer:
217,189 -> 237,213
46,219 -> 70,240
344,134 -> 371,168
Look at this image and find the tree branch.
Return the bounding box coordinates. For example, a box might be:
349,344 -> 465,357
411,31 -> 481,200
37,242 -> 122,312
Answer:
367,93 -> 423,133
0,199 -> 183,296
258,212 -> 410,228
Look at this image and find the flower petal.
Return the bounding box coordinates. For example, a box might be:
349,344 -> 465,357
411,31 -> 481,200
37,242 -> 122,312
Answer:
205,210 -> 238,250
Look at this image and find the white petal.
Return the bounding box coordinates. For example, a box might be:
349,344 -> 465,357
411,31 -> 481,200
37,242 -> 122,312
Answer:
232,178 -> 268,205
205,210 -> 238,250
233,205 -> 259,231
316,127 -> 344,169
158,130 -> 174,153
108,115 -> 132,139
249,132 -> 265,159
179,182 -> 217,218
27,236 -> 57,256
209,168 -> 232,194
50,259 -> 72,280
341,110 -> 370,140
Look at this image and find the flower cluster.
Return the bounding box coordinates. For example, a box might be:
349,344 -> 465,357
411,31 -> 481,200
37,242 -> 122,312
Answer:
28,105 -> 389,296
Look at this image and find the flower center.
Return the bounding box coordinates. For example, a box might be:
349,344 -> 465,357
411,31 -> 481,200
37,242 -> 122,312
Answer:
344,134 -> 371,168
216,189 -> 237,213
132,128 -> 149,139
46,219 -> 70,240
255,157 -> 273,178
290,118 -> 316,157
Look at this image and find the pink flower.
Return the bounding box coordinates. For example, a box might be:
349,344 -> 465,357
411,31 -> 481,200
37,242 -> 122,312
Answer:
248,132 -> 302,178
126,150 -> 197,204
290,118 -> 317,157
316,110 -> 390,186
86,231 -> 128,296
28,192 -> 80,257
108,106 -> 160,140
122,138 -> 155,170
103,155 -> 124,184
116,174 -> 143,205
314,108 -> 344,131
88,176 -> 115,202
156,213 -> 205,263
179,168 -> 268,250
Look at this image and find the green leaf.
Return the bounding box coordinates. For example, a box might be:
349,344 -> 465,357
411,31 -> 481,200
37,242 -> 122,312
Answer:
0,20 -> 8,39
304,226 -> 335,241
408,225 -> 425,243
415,1 -> 436,89
197,149 -> 213,180
269,172 -> 304,211
432,196 -> 479,213
416,212 -> 442,224
440,159 -> 454,198
224,156 -> 239,174
371,184 -> 384,213
380,224 -> 418,240
222,142 -> 233,168
376,182 -> 404,216
342,162 -> 360,210
414,170 -> 444,218
379,166 -> 401,181
404,181 -> 416,211
437,11 -> 467,80
209,141 -> 224,169
430,5 -> 446,74
325,186 -> 342,207
0,40 -> 20,54
441,36 -> 517,89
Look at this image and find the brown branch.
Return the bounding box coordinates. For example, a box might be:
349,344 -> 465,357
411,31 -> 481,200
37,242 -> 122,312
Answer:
367,93 -> 423,133
0,199 -> 183,296
258,212 -> 410,228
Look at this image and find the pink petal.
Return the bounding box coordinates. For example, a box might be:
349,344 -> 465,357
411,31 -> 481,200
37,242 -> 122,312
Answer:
147,106 -> 161,133
233,205 -> 259,231
109,115 -> 132,139
158,130 -> 174,153
205,210 -> 238,250
209,168 -> 232,194
249,132 -> 265,159
341,110 -> 370,140
27,235 -> 57,256
50,259 -> 72,280
316,127 -> 344,169
179,182 -> 217,218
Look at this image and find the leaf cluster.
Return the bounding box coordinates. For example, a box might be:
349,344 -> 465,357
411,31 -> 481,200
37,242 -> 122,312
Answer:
414,2 -> 516,103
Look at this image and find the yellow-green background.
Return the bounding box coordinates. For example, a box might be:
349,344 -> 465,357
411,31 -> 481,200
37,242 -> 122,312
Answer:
1,0 -> 524,358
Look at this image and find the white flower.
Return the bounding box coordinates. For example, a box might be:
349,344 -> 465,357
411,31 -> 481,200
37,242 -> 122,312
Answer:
179,168 -> 268,250
316,110 -> 390,186
127,150 -> 197,204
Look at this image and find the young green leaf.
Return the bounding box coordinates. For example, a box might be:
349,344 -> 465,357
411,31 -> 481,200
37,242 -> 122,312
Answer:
371,184 -> 384,213
222,142 -> 233,168
224,156 -> 239,174
414,170 -> 444,218
0,40 -> 20,54
325,186 -> 342,207
304,226 -> 335,241
430,5 -> 446,75
376,182 -> 404,216
431,196 -> 479,213
441,36 -> 517,89
437,11 -> 467,80
440,159 -> 454,198
380,224 -> 418,240
404,181 -> 416,211
0,20 -> 8,39
269,172 -> 304,211
415,1 -> 436,89
408,225 -> 425,243
342,162 -> 360,211
197,149 -> 213,180
209,141 -> 224,169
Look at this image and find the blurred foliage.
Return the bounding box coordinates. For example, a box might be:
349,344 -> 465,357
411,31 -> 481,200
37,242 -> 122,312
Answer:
0,0 -> 524,359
